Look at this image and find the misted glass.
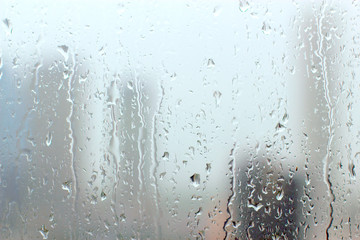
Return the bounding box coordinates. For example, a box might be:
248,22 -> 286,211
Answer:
1,0 -> 360,239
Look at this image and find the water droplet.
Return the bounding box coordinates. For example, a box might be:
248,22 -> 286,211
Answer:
170,72 -> 177,81
79,70 -> 89,84
349,163 -> 356,177
101,191 -> 107,201
2,18 -> 12,34
282,112 -> 289,123
190,173 -> 200,187
275,207 -> 282,219
275,122 -> 285,131
159,172 -> 166,180
120,213 -> 126,222
276,189 -> 284,201
127,81 -> 133,90
62,181 -> 72,193
57,45 -> 69,61
213,6 -> 222,17
206,163 -> 211,173
195,207 -> 202,217
39,225 -> 49,239
265,206 -> 271,215
49,213 -> 54,222
213,91 -> 222,107
207,58 -> 215,68
238,0 -> 250,12
2,18 -> 10,28
98,46 -> 106,56
247,198 -> 263,211
311,65 -> 317,73
162,152 -> 169,161
45,131 -> 52,146
262,22 -> 271,35
15,77 -> 22,88
90,195 -> 97,205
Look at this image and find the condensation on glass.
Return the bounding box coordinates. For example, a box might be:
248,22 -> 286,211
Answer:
1,0 -> 360,239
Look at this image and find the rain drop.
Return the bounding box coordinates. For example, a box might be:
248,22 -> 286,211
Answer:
190,173 -> 200,187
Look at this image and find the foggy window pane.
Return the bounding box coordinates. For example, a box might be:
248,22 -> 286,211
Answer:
1,1 -> 360,239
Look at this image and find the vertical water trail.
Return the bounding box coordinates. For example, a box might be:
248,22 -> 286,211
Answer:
108,81 -> 120,227
152,82 -> 164,239
223,144 -> 236,239
133,68 -> 145,226
224,76 -> 240,239
31,33 -> 44,104
66,52 -> 79,217
316,1 -> 335,238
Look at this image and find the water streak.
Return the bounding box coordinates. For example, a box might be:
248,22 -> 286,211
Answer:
316,2 -> 336,239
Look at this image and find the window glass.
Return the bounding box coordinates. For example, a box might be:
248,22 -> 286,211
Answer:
1,1 -> 360,239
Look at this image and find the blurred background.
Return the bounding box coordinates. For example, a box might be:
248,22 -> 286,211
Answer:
1,0 -> 360,239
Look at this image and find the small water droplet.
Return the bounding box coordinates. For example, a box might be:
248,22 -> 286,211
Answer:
247,198 -> 263,211
213,91 -> 222,107
213,6 -> 222,17
120,213 -> 126,222
39,225 -> 49,239
79,70 -> 89,84
275,206 -> 283,219
195,207 -> 202,217
238,0 -> 250,12
159,172 -> 166,180
207,58 -> 215,68
275,122 -> 285,131
276,189 -> 284,201
57,45 -> 69,61
101,191 -> 107,201
2,18 -> 12,34
190,173 -> 200,187
127,81 -> 133,90
45,131 -> 52,147
170,72 -> 177,81
2,18 -> 10,28
265,206 -> 271,215
311,65 -> 317,73
262,22 -> 271,35
98,46 -> 106,56
16,77 -> 22,88
49,213 -> 54,222
206,163 -> 211,173
349,163 -> 356,178
282,112 -> 289,123
162,152 -> 169,161
90,195 -> 97,205
62,181 -> 72,193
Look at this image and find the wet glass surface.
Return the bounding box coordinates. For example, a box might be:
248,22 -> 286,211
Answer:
1,1 -> 360,239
